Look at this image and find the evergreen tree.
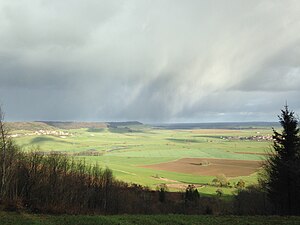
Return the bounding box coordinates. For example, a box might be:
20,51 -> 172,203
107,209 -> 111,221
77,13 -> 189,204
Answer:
262,105 -> 300,215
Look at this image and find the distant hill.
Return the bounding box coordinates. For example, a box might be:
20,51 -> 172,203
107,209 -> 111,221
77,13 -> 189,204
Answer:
42,121 -> 143,129
40,121 -> 108,129
151,122 -> 279,130
6,121 -> 143,131
107,121 -> 143,128
6,122 -> 56,131
6,121 -> 277,131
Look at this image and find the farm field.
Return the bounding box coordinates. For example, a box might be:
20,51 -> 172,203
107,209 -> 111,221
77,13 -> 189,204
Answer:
1,212 -> 300,225
10,122 -> 277,196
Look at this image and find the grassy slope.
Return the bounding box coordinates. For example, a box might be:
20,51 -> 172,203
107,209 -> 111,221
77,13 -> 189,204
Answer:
12,125 -> 272,194
1,212 -> 300,225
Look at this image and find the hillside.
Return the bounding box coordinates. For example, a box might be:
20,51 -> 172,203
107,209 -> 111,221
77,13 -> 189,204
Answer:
6,121 -> 144,131
40,121 -> 108,129
5,122 -> 56,131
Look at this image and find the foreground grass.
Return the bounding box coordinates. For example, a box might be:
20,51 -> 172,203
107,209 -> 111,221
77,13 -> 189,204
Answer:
1,212 -> 300,225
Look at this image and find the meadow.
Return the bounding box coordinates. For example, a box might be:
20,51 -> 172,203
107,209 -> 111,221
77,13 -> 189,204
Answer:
10,122 -> 276,196
1,212 -> 300,225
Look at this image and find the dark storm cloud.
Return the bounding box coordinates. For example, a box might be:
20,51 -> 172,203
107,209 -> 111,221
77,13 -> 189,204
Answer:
0,0 -> 300,122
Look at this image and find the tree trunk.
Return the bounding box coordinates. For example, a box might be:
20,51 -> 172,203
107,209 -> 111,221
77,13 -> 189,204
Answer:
0,110 -> 7,198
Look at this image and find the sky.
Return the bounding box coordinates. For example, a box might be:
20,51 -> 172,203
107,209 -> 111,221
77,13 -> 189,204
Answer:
0,0 -> 300,123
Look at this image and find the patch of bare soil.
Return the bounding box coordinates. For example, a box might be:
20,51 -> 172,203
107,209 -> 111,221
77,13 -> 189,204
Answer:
153,177 -> 179,183
153,176 -> 204,191
142,158 -> 263,177
166,183 -> 203,190
152,176 -> 203,190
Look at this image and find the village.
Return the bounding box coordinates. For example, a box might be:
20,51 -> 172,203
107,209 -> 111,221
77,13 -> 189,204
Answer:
9,130 -> 72,138
222,134 -> 273,142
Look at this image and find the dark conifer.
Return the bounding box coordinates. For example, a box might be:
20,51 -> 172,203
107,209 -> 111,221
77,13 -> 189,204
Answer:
263,105 -> 300,215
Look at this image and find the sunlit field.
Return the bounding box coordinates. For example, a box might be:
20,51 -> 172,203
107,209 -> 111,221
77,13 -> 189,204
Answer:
11,122 -> 276,196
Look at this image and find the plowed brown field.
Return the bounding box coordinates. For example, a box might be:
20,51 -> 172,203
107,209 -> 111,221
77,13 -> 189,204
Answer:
142,158 -> 263,177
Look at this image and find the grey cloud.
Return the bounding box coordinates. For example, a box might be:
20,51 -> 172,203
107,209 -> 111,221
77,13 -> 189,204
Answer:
0,0 -> 300,122
234,42 -> 300,92
0,0 -> 123,47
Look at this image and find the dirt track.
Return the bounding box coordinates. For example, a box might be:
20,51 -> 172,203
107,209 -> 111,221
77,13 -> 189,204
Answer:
142,158 -> 263,177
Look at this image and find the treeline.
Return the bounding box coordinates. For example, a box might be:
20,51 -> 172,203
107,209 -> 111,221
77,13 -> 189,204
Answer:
0,147 -> 229,214
0,140 -> 273,215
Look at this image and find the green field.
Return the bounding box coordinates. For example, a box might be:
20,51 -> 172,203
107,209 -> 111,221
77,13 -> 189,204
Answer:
1,212 -> 299,225
11,123 -> 276,196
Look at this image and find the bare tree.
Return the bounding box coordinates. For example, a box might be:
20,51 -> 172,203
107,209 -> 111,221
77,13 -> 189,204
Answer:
0,106 -> 8,197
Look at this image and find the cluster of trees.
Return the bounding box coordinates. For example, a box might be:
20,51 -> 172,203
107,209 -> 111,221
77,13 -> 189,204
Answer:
1,106 -> 300,215
211,174 -> 230,187
0,109 -> 125,213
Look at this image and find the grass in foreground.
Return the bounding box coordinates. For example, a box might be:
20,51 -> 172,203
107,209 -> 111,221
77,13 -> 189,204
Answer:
0,212 -> 300,225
